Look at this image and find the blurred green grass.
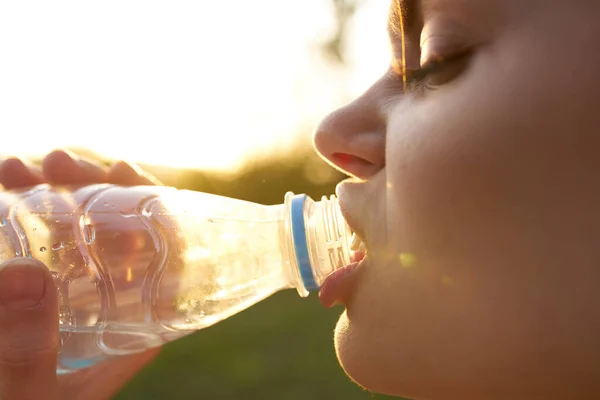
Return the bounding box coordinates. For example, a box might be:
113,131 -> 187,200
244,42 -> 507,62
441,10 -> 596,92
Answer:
72,147 -> 401,399
116,292 -> 396,399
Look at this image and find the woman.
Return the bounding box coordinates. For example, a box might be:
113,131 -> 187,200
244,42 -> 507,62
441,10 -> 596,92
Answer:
2,0 -> 600,398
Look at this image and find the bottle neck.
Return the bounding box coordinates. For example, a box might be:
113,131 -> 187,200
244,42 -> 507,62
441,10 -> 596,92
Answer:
282,192 -> 353,297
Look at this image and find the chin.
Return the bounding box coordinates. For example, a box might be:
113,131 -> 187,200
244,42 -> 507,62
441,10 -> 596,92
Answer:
333,311 -> 411,398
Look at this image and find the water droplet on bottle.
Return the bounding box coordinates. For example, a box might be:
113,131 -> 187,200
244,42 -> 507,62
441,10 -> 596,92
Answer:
39,246 -> 47,253
0,216 -> 6,227
103,202 -> 110,207
84,224 -> 96,244
15,250 -> 21,257
118,207 -> 136,218
52,241 -> 64,251
59,305 -> 71,322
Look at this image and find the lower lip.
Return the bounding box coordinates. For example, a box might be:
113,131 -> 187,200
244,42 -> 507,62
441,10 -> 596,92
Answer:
318,260 -> 363,308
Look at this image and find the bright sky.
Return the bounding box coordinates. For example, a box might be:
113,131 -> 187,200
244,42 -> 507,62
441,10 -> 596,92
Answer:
0,1 -> 390,172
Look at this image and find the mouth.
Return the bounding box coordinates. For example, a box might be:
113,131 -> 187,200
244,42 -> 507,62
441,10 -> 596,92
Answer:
319,219 -> 367,308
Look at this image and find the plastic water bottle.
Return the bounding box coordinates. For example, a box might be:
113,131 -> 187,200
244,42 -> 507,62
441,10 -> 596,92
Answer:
0,184 -> 357,373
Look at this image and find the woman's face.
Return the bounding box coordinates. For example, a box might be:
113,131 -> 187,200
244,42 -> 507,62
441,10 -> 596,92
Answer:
314,0 -> 600,398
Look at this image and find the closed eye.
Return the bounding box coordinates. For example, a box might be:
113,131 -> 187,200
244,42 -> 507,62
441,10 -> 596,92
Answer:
391,50 -> 472,92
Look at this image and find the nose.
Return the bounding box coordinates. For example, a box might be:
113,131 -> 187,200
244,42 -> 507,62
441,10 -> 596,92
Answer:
313,84 -> 386,180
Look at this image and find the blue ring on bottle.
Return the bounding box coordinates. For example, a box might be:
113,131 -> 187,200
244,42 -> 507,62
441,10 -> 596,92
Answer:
290,194 -> 318,292
58,356 -> 103,372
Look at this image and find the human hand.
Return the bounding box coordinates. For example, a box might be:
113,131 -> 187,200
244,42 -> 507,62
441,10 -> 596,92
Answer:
0,150 -> 162,400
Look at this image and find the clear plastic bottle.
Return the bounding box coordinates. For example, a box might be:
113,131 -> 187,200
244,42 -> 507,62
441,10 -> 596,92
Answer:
0,184 -> 354,373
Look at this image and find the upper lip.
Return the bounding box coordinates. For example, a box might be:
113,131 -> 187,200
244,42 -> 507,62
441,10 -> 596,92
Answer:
336,180 -> 368,248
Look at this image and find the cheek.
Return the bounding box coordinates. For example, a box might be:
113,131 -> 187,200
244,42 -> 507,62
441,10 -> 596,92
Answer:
336,27 -> 600,396
386,28 -> 600,291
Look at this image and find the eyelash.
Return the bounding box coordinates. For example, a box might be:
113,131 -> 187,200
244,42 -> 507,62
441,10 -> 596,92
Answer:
391,51 -> 471,93
404,62 -> 444,92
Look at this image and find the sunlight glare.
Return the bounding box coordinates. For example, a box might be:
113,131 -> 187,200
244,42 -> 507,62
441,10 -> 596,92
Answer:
0,0 -> 389,171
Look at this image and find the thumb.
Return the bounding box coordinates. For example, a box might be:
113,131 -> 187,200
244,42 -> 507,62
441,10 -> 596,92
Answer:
0,258 -> 59,399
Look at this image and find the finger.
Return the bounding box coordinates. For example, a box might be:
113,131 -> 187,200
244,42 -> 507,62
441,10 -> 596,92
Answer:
108,161 -> 163,186
59,348 -> 160,400
0,258 -> 59,399
0,157 -> 46,190
42,150 -> 108,185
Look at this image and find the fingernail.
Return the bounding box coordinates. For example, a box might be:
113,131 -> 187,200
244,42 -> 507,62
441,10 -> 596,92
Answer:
75,153 -> 104,168
56,149 -> 78,160
0,259 -> 46,310
110,160 -> 141,180
122,160 -> 142,173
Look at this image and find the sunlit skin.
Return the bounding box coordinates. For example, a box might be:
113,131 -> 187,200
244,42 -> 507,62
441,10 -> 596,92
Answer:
313,0 -> 600,398
2,0 -> 600,399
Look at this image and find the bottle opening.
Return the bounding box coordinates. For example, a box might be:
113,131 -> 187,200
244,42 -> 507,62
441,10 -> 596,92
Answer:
285,193 -> 353,296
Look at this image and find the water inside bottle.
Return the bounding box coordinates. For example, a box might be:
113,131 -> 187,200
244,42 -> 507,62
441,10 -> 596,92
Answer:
0,185 -> 292,372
